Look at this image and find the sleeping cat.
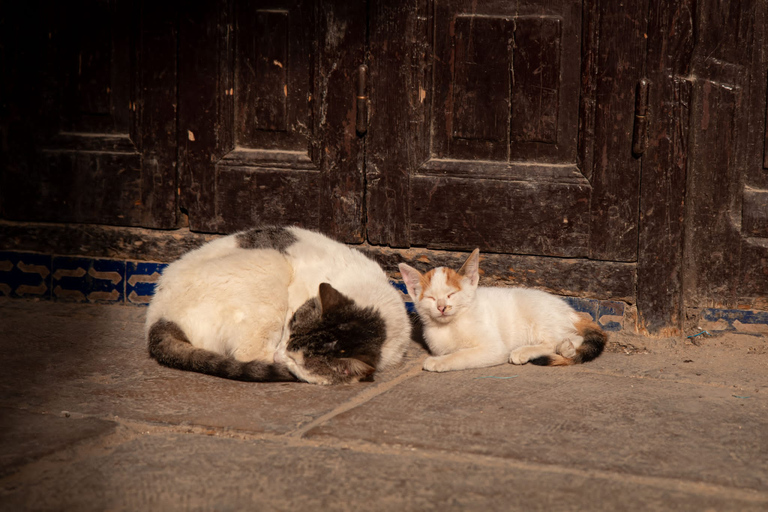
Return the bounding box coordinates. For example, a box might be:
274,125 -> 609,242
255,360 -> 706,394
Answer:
146,226 -> 411,385
398,249 -> 606,372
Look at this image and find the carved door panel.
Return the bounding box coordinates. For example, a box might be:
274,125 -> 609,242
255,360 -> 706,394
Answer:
682,0 -> 768,312
0,1 -> 177,228
179,0 -> 367,243
366,0 -> 648,261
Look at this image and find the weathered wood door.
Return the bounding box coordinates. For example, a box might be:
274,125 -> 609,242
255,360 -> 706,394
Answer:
680,0 -> 768,315
178,1 -> 368,243
0,1 -> 177,228
636,0 -> 768,333
181,0 -> 648,262
365,0 -> 647,264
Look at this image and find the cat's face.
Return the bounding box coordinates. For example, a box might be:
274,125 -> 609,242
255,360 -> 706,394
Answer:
399,249 -> 480,325
277,283 -> 385,385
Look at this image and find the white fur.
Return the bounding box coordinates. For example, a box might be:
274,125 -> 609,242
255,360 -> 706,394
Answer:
280,227 -> 411,370
146,227 -> 411,377
399,250 -> 583,372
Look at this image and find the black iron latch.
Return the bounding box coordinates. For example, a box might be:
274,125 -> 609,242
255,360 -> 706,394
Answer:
356,64 -> 368,136
632,79 -> 650,155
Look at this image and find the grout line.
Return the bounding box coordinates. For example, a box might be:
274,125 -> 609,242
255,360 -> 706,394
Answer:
287,362 -> 426,438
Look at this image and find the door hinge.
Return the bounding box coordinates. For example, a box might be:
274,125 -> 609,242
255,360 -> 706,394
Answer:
356,64 -> 368,136
632,78 -> 650,155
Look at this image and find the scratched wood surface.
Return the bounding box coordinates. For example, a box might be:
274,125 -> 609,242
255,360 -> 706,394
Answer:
367,0 -> 601,258
0,0 -> 177,229
178,0 -> 365,241
635,0 -> 695,334
683,0 -> 768,311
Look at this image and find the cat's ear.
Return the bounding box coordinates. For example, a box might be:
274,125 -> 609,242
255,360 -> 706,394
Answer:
318,283 -> 353,314
458,249 -> 480,287
337,357 -> 376,379
398,263 -> 422,300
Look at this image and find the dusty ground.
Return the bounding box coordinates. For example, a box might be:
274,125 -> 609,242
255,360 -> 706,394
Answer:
0,298 -> 766,511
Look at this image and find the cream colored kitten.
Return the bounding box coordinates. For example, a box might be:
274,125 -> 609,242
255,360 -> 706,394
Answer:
399,249 -> 606,372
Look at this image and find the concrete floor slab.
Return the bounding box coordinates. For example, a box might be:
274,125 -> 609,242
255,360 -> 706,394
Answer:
306,361 -> 768,492
0,407 -> 117,478
2,428 -> 767,512
1,299 -> 767,510
0,300 -> 423,435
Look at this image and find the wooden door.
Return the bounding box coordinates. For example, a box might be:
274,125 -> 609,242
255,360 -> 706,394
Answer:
178,0 -> 367,243
681,0 -> 768,313
365,0 -> 648,264
0,1 -> 177,229
637,0 -> 768,333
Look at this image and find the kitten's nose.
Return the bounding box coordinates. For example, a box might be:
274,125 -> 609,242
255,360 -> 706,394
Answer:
437,299 -> 447,314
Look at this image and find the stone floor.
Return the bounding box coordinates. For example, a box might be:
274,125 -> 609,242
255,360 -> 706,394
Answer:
1,298 -> 766,511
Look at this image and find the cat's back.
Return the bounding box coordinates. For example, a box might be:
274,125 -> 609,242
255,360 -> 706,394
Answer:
146,234 -> 292,336
476,286 -> 576,321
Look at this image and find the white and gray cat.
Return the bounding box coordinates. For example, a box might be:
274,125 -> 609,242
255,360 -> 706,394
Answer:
399,249 -> 606,372
146,226 -> 412,385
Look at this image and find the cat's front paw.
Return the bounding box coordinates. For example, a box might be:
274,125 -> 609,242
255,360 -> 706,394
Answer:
423,356 -> 453,372
509,348 -> 528,365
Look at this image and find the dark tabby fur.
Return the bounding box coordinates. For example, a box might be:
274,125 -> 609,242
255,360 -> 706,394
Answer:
285,283 -> 388,384
236,226 -> 297,253
148,319 -> 297,382
148,283 -> 388,384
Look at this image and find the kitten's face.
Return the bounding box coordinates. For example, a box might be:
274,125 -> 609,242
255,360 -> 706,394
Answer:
399,249 -> 481,325
413,268 -> 475,324
278,283 -> 385,385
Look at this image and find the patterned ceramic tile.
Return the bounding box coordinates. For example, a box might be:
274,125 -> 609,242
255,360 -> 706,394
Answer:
126,262 -> 167,305
699,308 -> 768,335
563,297 -> 599,323
0,251 -> 52,299
597,301 -> 625,332
390,280 -> 415,313
52,256 -> 125,303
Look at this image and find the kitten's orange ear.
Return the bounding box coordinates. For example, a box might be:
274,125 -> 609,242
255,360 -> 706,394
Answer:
458,249 -> 480,287
398,263 -> 422,300
318,283 -> 353,314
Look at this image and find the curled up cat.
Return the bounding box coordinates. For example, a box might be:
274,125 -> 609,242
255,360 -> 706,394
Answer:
146,226 -> 412,385
398,249 -> 606,372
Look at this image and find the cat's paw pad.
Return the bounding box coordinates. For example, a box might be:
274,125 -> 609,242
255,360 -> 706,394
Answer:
509,349 -> 528,365
423,356 -> 452,372
557,340 -> 577,358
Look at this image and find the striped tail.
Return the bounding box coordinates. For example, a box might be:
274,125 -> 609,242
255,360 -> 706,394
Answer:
147,319 -> 296,382
529,319 -> 608,366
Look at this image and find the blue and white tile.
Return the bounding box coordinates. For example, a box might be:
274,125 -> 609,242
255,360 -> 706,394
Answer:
126,262 -> 167,305
0,251 -> 52,299
563,296 -> 599,323
52,256 -> 125,303
597,301 -> 625,332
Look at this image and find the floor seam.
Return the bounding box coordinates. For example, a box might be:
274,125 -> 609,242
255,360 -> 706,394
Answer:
286,362 -> 426,438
